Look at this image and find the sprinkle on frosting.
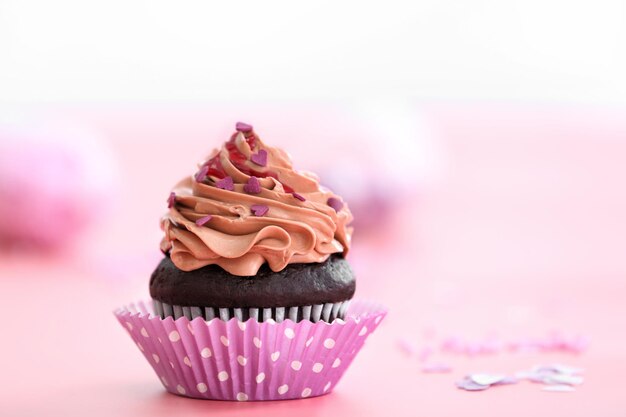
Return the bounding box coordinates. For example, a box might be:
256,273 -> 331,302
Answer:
250,149 -> 268,167
327,197 -> 344,212
244,176 -> 262,194
216,176 -> 235,191
160,124 -> 353,275
250,204 -> 269,217
235,121 -> 253,133
195,215 -> 212,226
195,165 -> 209,183
167,192 -> 176,208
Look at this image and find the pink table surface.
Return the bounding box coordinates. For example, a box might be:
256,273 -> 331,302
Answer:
1,103 -> 626,416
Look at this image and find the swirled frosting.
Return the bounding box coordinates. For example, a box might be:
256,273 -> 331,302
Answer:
160,123 -> 353,276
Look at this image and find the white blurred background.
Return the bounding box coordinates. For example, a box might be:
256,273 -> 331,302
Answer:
1,0 -> 625,103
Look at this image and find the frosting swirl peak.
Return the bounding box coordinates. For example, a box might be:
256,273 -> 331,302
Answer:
160,123 -> 353,276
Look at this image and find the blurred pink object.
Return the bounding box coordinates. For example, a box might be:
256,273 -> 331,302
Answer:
0,123 -> 117,251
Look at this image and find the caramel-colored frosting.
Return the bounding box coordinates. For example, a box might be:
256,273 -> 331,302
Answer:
160,124 -> 353,276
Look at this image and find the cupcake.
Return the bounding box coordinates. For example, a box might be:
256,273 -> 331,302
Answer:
116,122 -> 386,401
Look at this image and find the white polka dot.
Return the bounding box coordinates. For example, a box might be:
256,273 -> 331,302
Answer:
358,326 -> 368,336
140,327 -> 149,337
301,388 -> 312,398
197,383 -> 207,393
323,338 -> 335,349
183,356 -> 192,367
332,358 -> 341,368
253,337 -> 262,348
218,371 -> 229,382
291,360 -> 302,371
278,384 -> 289,395
237,355 -> 247,366
157,337 -> 163,344
176,385 -> 186,395
220,336 -> 229,346
201,347 -> 212,358
160,376 -> 168,387
125,322 -> 133,331
284,328 -> 295,339
306,337 -> 314,347
152,354 -> 160,363
375,316 -> 382,324
236,392 -> 248,401
136,342 -> 144,352
323,382 -> 331,392
238,321 -> 246,331
312,363 -> 324,373
169,361 -> 175,369
271,351 -> 280,361
169,330 -> 180,342
256,372 -> 265,383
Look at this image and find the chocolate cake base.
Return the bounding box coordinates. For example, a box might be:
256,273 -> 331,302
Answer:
149,255 -> 356,310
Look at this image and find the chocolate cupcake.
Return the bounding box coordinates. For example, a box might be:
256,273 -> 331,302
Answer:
151,122 -> 355,322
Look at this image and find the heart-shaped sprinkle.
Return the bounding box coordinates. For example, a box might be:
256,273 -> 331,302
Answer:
456,377 -> 490,391
470,373 -> 506,386
244,177 -> 261,194
195,165 -> 209,182
236,122 -> 253,133
292,192 -> 306,202
250,149 -> 268,167
195,215 -> 212,226
250,204 -> 269,217
327,197 -> 344,212
167,192 -> 176,208
216,176 -> 234,191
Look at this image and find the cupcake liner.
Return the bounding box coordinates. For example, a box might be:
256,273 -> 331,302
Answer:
115,299 -> 386,401
153,300 -> 351,322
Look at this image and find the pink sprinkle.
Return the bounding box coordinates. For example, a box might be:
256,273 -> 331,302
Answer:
327,197 -> 344,212
195,215 -> 212,226
250,149 -> 268,167
292,192 -> 306,201
236,121 -> 253,133
250,204 -> 269,217
418,346 -> 433,362
167,192 -> 176,208
216,176 -> 235,191
421,362 -> 452,373
396,338 -> 417,356
195,165 -> 209,182
244,176 -> 262,194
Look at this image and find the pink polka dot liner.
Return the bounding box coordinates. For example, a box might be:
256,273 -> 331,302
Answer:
115,299 -> 386,401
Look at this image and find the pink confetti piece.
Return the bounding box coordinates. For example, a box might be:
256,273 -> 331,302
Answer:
194,165 -> 209,182
244,176 -> 261,194
396,338 -> 417,356
327,197 -> 344,212
292,192 -> 306,202
421,362 -> 452,373
167,192 -> 176,208
418,346 -> 433,362
216,176 -> 235,191
195,215 -> 212,226
236,121 -> 253,133
250,149 -> 268,167
250,204 -> 269,217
